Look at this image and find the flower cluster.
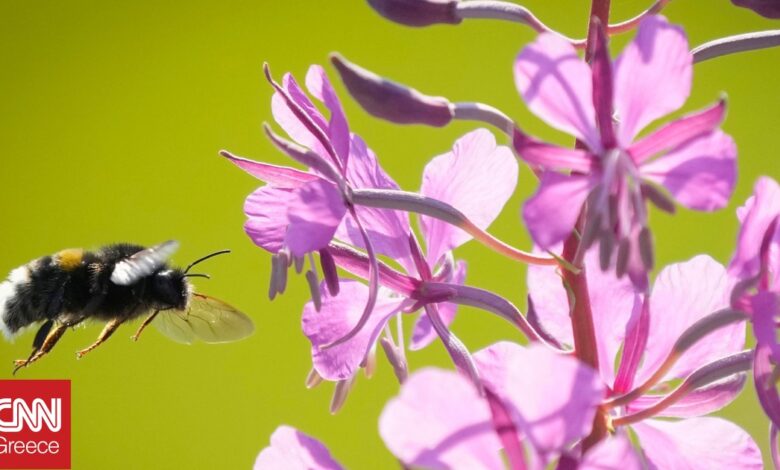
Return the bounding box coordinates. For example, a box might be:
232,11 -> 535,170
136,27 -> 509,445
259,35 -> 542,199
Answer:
220,1 -> 780,468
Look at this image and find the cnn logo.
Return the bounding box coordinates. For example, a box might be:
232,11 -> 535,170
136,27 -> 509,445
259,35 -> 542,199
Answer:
0,398 -> 61,433
0,380 -> 70,469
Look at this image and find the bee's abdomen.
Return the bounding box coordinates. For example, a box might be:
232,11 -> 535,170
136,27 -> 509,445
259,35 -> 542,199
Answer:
0,257 -> 68,340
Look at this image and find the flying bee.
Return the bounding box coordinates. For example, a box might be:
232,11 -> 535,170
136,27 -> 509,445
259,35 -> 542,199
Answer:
0,240 -> 254,373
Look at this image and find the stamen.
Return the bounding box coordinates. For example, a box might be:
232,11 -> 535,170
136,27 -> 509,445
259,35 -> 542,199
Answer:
305,368 -> 324,389
319,249 -> 340,296
305,270 -> 322,311
330,375 -> 356,414
380,336 -> 408,384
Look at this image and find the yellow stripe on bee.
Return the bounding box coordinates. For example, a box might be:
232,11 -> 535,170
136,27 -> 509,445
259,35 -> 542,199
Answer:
56,248 -> 85,271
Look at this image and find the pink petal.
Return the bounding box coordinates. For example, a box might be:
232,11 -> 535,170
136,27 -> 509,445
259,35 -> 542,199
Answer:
729,177 -> 780,282
626,372 -> 746,418
336,134 -> 415,272
527,247 -> 640,387
420,129 -> 518,266
523,173 -> 596,250
302,280 -> 405,381
474,342 -> 605,456
379,368 -> 504,470
244,186 -> 295,254
628,99 -> 726,164
514,34 -> 600,151
410,261 -> 467,350
635,255 -> 745,385
580,434 -> 641,470
221,151 -> 318,188
305,65 -> 350,166
254,425 -> 343,470
271,74 -> 329,158
751,291 -> 780,360
613,16 -> 692,145
512,129 -> 595,172
633,418 -> 762,470
641,130 -> 737,211
285,179 -> 348,257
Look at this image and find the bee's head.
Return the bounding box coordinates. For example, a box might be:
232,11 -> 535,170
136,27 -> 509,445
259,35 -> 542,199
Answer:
151,269 -> 190,310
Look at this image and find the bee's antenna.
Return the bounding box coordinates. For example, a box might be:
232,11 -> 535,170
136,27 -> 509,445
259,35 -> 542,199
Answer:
183,273 -> 211,280
184,249 -> 231,274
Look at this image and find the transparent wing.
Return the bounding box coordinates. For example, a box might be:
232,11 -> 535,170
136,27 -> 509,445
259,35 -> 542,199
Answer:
110,240 -> 179,286
152,293 -> 254,344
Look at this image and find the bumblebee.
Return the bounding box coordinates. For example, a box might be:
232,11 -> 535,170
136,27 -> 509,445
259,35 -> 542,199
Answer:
0,241 -> 254,373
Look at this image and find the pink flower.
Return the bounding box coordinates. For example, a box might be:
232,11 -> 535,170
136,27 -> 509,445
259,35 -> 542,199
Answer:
378,343 -> 619,469
728,177 -> 780,427
302,129 -> 518,382
514,16 -> 736,288
224,64 -> 411,267
254,425 -> 343,470
528,252 -> 761,468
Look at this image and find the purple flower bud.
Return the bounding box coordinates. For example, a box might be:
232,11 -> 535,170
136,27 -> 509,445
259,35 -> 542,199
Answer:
330,53 -> 453,127
366,0 -> 462,27
731,0 -> 780,18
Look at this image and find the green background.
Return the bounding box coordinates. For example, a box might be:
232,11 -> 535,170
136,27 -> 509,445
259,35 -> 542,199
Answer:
1,1 -> 778,468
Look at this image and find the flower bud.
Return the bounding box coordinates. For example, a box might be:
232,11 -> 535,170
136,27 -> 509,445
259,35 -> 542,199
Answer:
330,53 -> 454,127
367,0 -> 462,27
731,0 -> 780,18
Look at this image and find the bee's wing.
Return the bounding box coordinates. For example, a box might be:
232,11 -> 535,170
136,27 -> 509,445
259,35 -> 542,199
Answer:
152,293 -> 254,344
110,240 -> 179,286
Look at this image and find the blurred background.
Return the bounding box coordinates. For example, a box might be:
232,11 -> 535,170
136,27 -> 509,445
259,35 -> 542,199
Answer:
1,0 -> 778,468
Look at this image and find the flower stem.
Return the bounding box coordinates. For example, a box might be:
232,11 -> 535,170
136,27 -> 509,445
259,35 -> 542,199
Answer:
576,0 -> 611,453
350,188 -> 558,266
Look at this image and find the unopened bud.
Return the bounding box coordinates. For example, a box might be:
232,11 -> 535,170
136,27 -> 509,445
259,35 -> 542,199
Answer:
731,0 -> 780,18
367,0 -> 462,27
330,53 -> 454,127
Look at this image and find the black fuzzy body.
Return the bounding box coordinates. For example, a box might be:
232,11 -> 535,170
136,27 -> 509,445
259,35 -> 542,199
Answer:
0,244 -> 189,336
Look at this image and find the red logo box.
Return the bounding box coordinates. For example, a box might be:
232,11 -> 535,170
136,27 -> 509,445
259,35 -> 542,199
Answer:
0,380 -> 70,469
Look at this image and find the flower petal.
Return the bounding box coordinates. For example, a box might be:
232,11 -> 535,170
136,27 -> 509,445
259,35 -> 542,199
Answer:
474,342 -> 605,456
626,372 -> 746,418
523,173 -> 596,249
579,434 -> 641,470
285,179 -> 348,257
336,134 -> 414,272
410,260 -> 466,350
613,16 -> 692,145
305,65 -> 350,166
633,418 -> 762,470
302,280 -> 405,381
244,186 -> 295,254
271,73 -> 330,158
514,34 -> 600,151
641,130 -> 737,211
628,99 -> 726,164
254,425 -> 344,470
221,151 -> 318,187
420,129 -> 518,266
528,247 -> 640,387
635,255 -> 744,384
379,368 -> 504,470
729,176 -> 780,283
512,129 -> 595,173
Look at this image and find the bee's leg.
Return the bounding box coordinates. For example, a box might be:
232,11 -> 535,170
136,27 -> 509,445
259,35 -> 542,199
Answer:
131,309 -> 161,342
75,317 -> 125,359
13,322 -> 68,374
